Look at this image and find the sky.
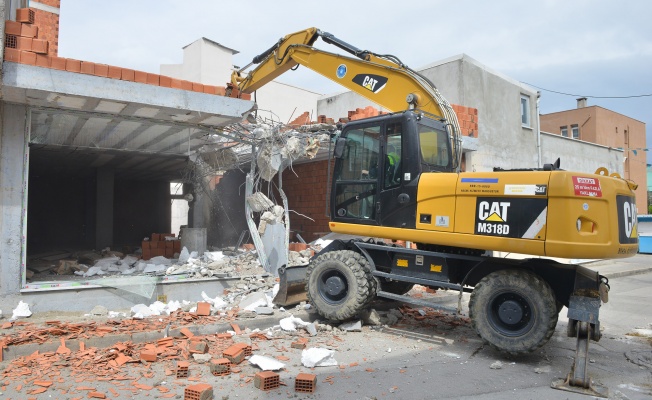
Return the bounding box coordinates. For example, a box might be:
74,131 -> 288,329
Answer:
58,0 -> 652,165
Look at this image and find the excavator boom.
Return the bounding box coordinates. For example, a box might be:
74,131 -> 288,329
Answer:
231,27 -> 462,169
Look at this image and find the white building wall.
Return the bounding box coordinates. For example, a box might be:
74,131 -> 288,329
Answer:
317,54 -> 607,174
540,132 -> 623,175
160,38 -> 235,87
253,81 -> 321,124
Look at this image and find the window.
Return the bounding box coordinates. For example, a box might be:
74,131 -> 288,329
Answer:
571,124 -> 579,139
333,125 -> 380,220
418,123 -> 450,169
520,95 -> 531,127
561,126 -> 568,137
384,123 -> 402,190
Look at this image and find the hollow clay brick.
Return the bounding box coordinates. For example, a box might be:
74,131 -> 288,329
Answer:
19,50 -> 36,65
80,61 -> 95,75
94,63 -> 109,77
65,58 -> 81,73
31,39 -> 49,54
50,57 -> 66,71
196,302 -> 211,316
5,20 -> 21,36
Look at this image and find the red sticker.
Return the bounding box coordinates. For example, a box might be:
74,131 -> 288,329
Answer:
572,176 -> 602,197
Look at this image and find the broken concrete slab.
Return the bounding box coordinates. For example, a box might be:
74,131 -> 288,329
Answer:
301,347 -> 338,368
249,354 -> 284,371
339,320 -> 362,332
239,291 -> 270,312
254,307 -> 274,315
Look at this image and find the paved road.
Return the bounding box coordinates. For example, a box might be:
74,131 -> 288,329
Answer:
0,263 -> 650,399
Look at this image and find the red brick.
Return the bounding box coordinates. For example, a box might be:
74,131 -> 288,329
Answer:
20,23 -> 38,38
16,8 -> 35,24
15,36 -> 32,51
5,20 -> 21,36
108,65 -> 122,79
121,68 -> 135,81
80,61 -> 95,75
176,361 -> 189,378
19,50 -> 36,65
184,384 -> 212,400
188,340 -> 208,354
65,58 -> 81,73
203,85 -> 217,94
222,346 -> 245,364
209,358 -> 231,376
196,302 -> 211,316
180,328 -> 194,338
4,34 -> 17,49
180,80 -> 193,90
192,82 -> 204,92
94,63 -> 109,77
134,70 -> 147,83
35,54 -> 49,67
159,75 -> 172,87
141,241 -> 150,250
170,78 -> 183,89
146,73 -> 159,85
254,371 -> 280,391
295,373 -> 316,393
164,248 -> 174,258
232,342 -> 252,357
140,350 -> 157,362
31,39 -> 48,54
88,392 -> 106,399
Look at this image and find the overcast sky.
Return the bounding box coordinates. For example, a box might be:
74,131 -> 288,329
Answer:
58,0 -> 652,165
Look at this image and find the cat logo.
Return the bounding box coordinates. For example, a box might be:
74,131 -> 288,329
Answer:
616,195 -> 638,244
352,74 -> 388,94
476,201 -> 511,235
478,201 -> 510,222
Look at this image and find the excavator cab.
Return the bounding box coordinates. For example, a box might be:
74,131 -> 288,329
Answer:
331,111 -> 453,229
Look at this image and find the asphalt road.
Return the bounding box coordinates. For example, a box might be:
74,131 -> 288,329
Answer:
1,270 -> 650,399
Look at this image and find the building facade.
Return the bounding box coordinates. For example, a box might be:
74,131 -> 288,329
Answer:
540,99 -> 647,212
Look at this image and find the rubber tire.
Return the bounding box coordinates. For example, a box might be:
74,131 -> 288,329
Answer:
306,250 -> 376,321
380,280 -> 415,295
469,269 -> 558,355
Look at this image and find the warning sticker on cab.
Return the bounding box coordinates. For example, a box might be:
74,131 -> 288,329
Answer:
572,176 -> 602,197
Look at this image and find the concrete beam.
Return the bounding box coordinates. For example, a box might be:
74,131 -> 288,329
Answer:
2,62 -> 255,126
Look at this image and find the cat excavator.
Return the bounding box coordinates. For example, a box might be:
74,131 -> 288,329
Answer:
231,28 -> 638,396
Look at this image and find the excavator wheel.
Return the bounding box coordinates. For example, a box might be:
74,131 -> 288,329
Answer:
306,250 -> 376,321
469,269 -> 558,355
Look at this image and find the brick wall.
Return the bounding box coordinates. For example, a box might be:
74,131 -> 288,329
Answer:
451,104 -> 479,137
32,0 -> 60,56
281,160 -> 331,241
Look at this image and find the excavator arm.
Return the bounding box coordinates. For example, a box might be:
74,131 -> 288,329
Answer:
231,27 -> 461,162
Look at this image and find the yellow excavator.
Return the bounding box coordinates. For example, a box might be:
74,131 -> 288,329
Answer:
232,28 -> 638,396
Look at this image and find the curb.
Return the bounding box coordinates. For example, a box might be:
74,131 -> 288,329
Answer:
600,267 -> 652,279
1,309 -> 312,362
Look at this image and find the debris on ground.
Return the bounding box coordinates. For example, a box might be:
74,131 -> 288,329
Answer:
11,301 -> 32,320
302,347 -> 338,368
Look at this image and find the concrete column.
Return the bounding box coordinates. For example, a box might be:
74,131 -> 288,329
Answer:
0,103 -> 28,295
95,168 -> 114,250
188,182 -> 209,229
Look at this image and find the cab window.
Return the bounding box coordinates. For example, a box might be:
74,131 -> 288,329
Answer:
333,126 -> 380,220
419,123 -> 450,169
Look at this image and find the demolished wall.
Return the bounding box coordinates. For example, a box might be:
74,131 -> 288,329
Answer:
207,169 -> 248,249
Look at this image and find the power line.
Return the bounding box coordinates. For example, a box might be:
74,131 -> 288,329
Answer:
522,82 -> 652,99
